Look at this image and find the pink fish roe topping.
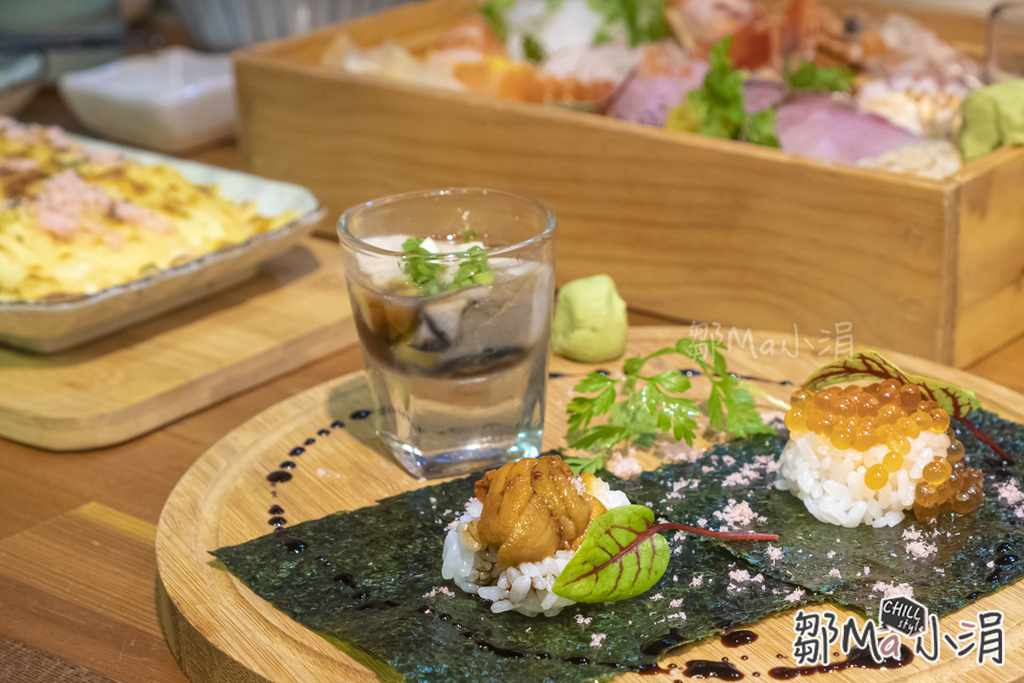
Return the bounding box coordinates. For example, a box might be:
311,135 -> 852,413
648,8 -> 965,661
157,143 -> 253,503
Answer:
32,171 -> 112,239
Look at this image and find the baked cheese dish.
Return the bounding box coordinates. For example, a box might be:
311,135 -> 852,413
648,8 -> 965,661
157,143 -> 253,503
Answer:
0,117 -> 299,302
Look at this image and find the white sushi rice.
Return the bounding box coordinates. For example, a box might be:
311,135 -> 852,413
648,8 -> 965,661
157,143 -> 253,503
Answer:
442,477 -> 630,617
776,429 -> 952,528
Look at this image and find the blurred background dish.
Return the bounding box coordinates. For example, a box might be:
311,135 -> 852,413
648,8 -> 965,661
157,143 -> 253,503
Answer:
58,46 -> 235,153
170,0 -> 415,51
0,53 -> 46,116
0,0 -> 126,79
986,1 -> 1024,82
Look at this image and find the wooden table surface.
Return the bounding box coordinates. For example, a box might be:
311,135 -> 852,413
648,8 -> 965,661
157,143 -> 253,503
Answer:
5,90 -> 1024,682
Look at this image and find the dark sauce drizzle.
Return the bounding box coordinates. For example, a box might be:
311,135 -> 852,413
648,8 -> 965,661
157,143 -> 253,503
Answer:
683,660 -> 744,680
767,646 -> 914,680
721,631 -> 759,648
262,416 -> 346,528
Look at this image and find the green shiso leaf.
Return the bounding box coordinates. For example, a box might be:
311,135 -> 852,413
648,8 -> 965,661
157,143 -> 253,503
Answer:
553,505 -> 670,602
802,351 -> 981,420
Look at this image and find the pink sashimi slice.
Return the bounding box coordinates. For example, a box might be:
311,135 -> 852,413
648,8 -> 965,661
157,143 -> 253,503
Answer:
608,65 -> 709,127
775,93 -> 920,163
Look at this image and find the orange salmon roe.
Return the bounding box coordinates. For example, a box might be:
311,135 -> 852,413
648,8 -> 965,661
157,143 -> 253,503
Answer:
785,382 -> 984,519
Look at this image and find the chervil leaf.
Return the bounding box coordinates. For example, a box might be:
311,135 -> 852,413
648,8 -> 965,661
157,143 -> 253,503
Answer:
575,372 -> 617,394
651,369 -> 690,394
565,337 -> 767,475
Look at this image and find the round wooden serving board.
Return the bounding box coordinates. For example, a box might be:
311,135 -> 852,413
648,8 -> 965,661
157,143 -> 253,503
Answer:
156,327 -> 1024,683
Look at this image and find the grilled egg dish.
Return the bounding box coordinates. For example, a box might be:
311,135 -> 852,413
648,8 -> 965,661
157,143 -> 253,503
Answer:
0,117 -> 299,302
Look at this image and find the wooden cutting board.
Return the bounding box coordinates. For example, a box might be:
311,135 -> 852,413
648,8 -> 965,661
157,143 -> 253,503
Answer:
0,237 -> 357,451
155,327 -> 1024,683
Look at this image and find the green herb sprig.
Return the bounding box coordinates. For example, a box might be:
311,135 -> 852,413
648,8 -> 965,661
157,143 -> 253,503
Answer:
564,338 -> 772,474
665,37 -> 780,148
400,232 -> 495,295
784,60 -> 855,93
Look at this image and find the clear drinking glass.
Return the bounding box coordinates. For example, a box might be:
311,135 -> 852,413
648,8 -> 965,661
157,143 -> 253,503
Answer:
986,2 -> 1024,83
338,188 -> 556,479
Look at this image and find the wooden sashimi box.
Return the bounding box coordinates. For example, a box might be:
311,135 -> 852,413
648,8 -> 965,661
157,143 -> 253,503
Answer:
234,0 -> 1024,368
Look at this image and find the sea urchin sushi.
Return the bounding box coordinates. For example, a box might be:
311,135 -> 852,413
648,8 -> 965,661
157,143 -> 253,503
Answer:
442,455 -> 629,617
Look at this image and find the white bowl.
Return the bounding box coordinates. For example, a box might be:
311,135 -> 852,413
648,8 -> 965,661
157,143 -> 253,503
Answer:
57,47 -> 236,153
171,0 -> 414,51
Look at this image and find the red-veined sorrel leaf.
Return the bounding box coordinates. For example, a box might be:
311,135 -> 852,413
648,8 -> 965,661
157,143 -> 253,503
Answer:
802,352 -> 1012,463
802,351 -> 980,420
552,505 -> 778,603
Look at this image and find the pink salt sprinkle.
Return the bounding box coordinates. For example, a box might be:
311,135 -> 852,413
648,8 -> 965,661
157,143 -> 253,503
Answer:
827,550 -> 836,559
729,569 -> 752,583
765,545 -> 784,566
784,589 -> 805,602
713,499 -> 758,530
590,633 -> 606,648
668,612 -> 687,620
864,566 -> 871,576
690,575 -> 704,588
828,568 -> 841,578
650,593 -> 664,601
575,615 -> 593,626
696,518 -> 708,528
905,541 -> 938,560
722,463 -> 761,487
606,453 -> 643,479
902,527 -> 922,541
669,598 -> 684,608
871,581 -> 914,599
423,586 -> 455,598
996,479 -> 1024,506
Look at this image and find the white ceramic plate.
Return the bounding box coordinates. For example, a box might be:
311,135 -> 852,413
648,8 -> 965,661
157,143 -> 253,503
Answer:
0,137 -> 324,354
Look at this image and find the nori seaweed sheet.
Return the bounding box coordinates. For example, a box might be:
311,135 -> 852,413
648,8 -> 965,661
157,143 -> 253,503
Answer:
212,436 -> 811,683
212,412 -> 1024,681
714,411 -> 1024,618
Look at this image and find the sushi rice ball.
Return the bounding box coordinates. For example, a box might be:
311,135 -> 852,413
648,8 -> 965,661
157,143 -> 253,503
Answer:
442,455 -> 629,617
777,379 -> 984,527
